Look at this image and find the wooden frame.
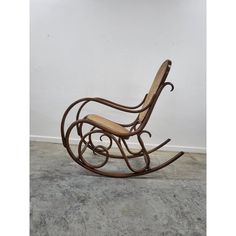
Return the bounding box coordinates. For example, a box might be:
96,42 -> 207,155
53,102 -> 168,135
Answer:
61,60 -> 184,177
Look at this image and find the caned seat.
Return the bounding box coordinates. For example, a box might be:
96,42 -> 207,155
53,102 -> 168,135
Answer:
61,59 -> 184,177
85,114 -> 129,137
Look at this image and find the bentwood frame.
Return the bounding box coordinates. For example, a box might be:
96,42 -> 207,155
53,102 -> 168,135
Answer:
61,60 -> 184,177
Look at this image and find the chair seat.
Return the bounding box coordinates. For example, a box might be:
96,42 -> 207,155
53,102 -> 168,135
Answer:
86,114 -> 129,137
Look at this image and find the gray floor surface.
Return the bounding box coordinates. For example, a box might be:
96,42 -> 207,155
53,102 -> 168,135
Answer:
30,141 -> 206,236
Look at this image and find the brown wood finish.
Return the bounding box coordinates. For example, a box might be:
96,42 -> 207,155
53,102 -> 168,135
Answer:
61,59 -> 184,177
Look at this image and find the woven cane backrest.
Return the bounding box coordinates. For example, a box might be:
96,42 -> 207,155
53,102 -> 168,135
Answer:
138,60 -> 172,122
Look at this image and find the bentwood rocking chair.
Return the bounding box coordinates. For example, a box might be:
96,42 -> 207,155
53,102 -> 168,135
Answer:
61,60 -> 184,177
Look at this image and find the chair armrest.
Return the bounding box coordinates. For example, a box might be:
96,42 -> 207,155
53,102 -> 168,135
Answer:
83,95 -> 152,114
94,94 -> 147,109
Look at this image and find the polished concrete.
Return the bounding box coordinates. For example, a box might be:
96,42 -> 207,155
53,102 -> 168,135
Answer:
30,141 -> 206,236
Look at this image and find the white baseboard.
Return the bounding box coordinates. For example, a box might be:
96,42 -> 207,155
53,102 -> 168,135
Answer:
30,135 -> 206,154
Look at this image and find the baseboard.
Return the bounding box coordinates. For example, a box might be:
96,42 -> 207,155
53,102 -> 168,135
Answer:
30,135 -> 206,154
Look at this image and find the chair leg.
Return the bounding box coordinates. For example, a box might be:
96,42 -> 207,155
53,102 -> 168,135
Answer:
63,120 -> 184,178
137,134 -> 151,169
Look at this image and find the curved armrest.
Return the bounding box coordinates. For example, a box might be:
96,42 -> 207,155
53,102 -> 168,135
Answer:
74,94 -> 152,125
80,95 -> 152,114
94,94 -> 147,109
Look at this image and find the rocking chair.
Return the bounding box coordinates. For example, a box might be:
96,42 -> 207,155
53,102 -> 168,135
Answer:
61,59 -> 184,177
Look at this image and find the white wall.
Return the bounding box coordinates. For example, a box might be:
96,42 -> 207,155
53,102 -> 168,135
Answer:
30,0 -> 206,153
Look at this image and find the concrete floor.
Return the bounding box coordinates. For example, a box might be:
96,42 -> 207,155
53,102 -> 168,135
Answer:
30,141 -> 206,236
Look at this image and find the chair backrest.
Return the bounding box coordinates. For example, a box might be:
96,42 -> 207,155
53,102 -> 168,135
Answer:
138,60 -> 172,122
